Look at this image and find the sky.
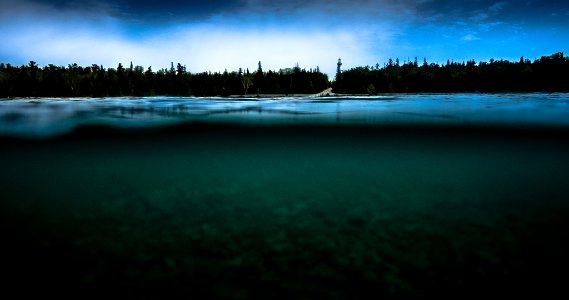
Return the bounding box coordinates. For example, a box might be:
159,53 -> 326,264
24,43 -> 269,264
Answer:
1,0 -> 568,77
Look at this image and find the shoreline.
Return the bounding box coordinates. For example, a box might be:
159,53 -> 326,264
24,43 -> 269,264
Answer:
3,90 -> 569,100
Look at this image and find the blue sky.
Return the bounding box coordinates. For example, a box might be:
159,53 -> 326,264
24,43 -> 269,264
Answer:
1,0 -> 568,76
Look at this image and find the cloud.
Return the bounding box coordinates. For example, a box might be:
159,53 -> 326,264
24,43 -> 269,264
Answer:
471,13 -> 489,22
0,0 -> 120,19
4,0 -> 567,78
488,1 -> 509,13
1,0 -> 421,76
1,8 -> 376,77
227,0 -> 429,64
10,0 -> 427,25
16,0 -> 241,21
145,26 -> 376,76
461,34 -> 481,42
242,0 -> 419,16
478,21 -> 504,31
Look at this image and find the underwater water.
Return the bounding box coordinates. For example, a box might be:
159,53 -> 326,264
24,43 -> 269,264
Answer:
1,94 -> 569,298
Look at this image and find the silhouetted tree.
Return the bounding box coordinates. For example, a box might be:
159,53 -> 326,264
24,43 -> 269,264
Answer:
17,53 -> 568,97
253,61 -> 265,95
332,52 -> 569,94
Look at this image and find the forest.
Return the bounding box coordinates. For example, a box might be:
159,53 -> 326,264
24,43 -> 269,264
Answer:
334,52 -> 569,94
0,61 -> 329,98
1,52 -> 568,98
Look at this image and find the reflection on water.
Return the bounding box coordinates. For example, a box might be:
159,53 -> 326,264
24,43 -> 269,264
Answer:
1,93 -> 569,137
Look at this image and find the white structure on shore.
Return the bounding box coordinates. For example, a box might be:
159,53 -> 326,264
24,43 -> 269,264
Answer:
336,58 -> 342,81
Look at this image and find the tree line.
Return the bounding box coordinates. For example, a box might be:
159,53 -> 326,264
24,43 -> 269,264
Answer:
0,61 -> 330,98
333,52 -> 569,94
2,52 -> 568,98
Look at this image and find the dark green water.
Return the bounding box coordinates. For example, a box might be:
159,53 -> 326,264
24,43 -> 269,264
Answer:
1,123 -> 569,298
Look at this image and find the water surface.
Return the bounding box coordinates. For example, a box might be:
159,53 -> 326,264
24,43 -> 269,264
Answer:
2,93 -> 569,138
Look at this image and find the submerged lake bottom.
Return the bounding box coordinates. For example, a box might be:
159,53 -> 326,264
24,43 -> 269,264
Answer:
1,122 -> 569,298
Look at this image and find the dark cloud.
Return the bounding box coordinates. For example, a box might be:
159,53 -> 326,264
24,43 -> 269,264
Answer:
1,0 -> 120,19
5,0 -> 568,32
18,1 -> 426,22
13,0 -> 569,21
121,0 -> 241,20
242,0 -> 423,15
11,0 -> 564,29
417,0 -> 569,24
22,0 -> 242,21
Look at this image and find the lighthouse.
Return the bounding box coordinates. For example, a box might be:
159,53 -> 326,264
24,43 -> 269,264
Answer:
336,58 -> 342,81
